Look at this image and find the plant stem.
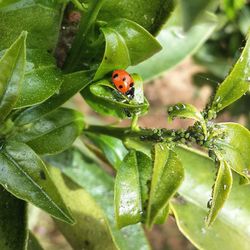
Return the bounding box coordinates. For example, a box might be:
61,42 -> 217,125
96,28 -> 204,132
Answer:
63,0 -> 106,72
71,0 -> 86,11
131,115 -> 140,132
84,125 -> 175,142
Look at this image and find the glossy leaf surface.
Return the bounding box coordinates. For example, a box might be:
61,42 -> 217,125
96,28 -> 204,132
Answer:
147,143 -> 184,227
206,159 -> 233,226
0,140 -> 74,224
115,150 -> 152,228
168,103 -> 207,135
0,186 -> 28,250
0,32 -> 26,123
214,123 -> 250,181
13,108 -> 84,155
95,19 -> 162,80
47,147 -> 150,250
14,70 -> 92,126
83,74 -> 148,119
171,146 -> 250,250
14,49 -> 62,108
211,32 -> 250,111
0,0 -> 64,51
129,11 -> 217,81
85,133 -> 128,169
98,0 -> 175,34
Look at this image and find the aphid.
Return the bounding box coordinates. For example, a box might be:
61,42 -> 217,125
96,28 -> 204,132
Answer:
112,69 -> 135,98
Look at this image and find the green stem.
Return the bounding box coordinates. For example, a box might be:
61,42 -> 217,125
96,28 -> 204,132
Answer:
131,115 -> 140,132
84,125 -> 175,142
63,0 -> 106,72
71,0 -> 86,11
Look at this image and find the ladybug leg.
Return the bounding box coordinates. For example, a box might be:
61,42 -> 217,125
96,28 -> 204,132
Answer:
125,87 -> 135,99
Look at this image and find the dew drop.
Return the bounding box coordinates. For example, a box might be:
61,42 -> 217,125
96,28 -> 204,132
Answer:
223,185 -> 227,190
201,227 -> 206,234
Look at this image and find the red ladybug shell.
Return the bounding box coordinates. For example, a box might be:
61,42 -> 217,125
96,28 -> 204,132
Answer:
112,70 -> 134,94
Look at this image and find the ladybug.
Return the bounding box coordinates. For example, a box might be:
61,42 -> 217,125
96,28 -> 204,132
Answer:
112,70 -> 135,98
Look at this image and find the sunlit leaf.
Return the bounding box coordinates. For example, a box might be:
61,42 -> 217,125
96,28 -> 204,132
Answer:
168,103 -> 207,135
0,0 -> 64,51
171,146 -> 250,250
0,31 -> 26,123
206,158 -> 233,226
211,32 -> 250,112
146,143 -> 184,228
14,70 -> 92,126
0,140 -> 74,224
214,123 -> 250,181
12,108 -> 84,155
46,147 -> 150,250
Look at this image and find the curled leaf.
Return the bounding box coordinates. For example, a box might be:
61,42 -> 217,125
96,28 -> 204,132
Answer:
82,74 -> 149,119
146,143 -> 184,228
206,158 -> 233,226
211,31 -> 250,112
168,103 -> 207,136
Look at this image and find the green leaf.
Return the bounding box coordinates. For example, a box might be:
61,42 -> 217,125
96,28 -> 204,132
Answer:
214,123 -> 250,181
0,0 -> 20,8
95,19 -> 162,81
46,147 -> 150,250
180,0 -> 218,30
0,0 -> 64,51
168,103 -> 207,136
0,32 -> 26,123
27,232 -> 43,250
12,108 -> 84,155
0,186 -> 28,250
211,32 -> 250,112
221,0 -> 246,20
206,159 -> 233,226
83,74 -> 149,119
129,10 -> 218,81
98,0 -> 175,34
0,140 -> 74,224
147,143 -> 184,228
14,70 -> 93,126
115,151 -> 142,228
14,49 -> 62,108
49,167 -> 117,250
94,26 -> 130,81
115,150 -> 152,228
85,133 -> 128,169
171,146 -> 250,250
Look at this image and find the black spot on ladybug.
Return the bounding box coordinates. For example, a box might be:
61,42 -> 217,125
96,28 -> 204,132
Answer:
130,82 -> 134,87
119,85 -> 123,89
113,74 -> 118,78
122,77 -> 126,82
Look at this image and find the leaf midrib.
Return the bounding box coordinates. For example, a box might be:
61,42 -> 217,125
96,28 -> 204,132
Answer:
2,149 -> 71,221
